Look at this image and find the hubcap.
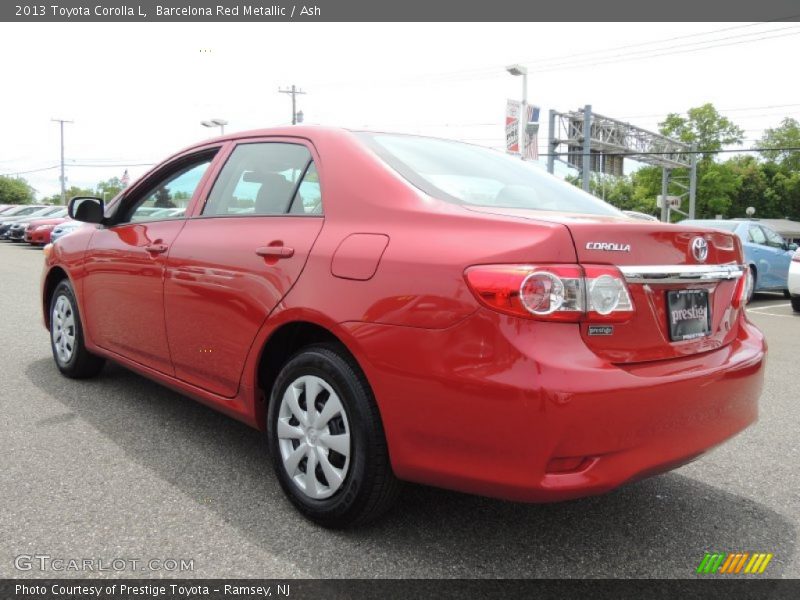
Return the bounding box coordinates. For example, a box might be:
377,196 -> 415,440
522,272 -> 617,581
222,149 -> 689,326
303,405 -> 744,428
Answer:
277,375 -> 351,500
52,294 -> 76,364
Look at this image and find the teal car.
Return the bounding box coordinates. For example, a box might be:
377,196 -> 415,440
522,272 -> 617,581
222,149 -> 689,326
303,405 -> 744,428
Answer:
682,219 -> 798,302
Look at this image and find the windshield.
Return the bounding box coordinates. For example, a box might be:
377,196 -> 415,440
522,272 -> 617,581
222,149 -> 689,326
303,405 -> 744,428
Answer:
6,206 -> 44,217
681,220 -> 739,233
359,133 -> 622,217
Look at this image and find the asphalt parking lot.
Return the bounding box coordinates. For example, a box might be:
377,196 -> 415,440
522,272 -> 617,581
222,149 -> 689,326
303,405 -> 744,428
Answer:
0,240 -> 798,579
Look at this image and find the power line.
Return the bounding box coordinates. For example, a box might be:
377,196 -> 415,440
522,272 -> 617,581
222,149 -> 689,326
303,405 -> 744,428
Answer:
525,29 -> 800,75
314,21 -> 799,88
0,165 -> 60,176
539,146 -> 800,159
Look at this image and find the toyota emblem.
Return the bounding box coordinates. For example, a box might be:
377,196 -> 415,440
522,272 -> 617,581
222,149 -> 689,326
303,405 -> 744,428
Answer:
691,237 -> 709,263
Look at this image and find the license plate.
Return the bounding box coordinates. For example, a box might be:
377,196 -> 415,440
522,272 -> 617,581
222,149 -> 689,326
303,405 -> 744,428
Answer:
667,289 -> 711,341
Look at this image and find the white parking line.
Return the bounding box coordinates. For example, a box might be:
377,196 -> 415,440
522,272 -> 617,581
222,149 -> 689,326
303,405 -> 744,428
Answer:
748,303 -> 791,312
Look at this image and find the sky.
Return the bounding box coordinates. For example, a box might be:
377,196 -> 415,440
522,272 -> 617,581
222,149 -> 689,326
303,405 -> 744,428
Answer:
1,21 -> 799,199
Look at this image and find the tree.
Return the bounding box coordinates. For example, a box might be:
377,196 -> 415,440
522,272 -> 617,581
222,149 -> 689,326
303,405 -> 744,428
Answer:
95,177 -> 124,202
42,185 -> 96,205
0,176 -> 36,205
659,103 -> 744,160
760,117 -> 800,172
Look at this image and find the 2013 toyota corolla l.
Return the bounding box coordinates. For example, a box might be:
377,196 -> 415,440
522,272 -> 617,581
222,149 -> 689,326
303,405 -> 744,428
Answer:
41,127 -> 766,527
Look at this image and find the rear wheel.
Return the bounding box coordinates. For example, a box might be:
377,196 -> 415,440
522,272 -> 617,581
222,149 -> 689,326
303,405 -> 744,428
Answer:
49,280 -> 105,378
267,344 -> 400,528
791,295 -> 800,313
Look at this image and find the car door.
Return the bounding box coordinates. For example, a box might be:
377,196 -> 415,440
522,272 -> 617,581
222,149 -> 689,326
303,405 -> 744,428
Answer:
82,149 -> 219,374
164,140 -> 325,397
746,225 -> 772,290
760,225 -> 792,289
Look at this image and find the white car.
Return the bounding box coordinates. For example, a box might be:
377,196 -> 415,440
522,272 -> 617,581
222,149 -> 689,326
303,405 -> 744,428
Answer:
790,248 -> 800,312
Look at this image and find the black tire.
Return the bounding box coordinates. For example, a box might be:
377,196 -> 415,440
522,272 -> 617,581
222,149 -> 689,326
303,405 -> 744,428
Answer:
49,279 -> 105,379
267,344 -> 400,528
746,266 -> 756,304
791,295 -> 800,313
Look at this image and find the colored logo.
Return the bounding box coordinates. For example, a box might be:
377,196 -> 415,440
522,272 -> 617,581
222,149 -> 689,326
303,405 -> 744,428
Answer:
696,552 -> 773,574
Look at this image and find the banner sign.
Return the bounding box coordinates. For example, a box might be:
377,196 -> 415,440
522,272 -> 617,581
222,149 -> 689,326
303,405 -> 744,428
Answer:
506,99 -> 521,155
524,105 -> 541,160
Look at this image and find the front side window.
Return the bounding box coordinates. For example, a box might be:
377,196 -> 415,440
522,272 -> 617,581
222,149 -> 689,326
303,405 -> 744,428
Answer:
119,158 -> 212,224
202,143 -> 316,216
358,133 -> 622,216
761,226 -> 785,249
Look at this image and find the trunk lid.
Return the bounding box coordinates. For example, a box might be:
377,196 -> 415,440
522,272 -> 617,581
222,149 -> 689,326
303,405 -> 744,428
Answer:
467,207 -> 746,364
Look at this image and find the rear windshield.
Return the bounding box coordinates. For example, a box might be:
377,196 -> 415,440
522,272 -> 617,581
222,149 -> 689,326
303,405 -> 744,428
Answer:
358,133 -> 622,216
681,220 -> 739,232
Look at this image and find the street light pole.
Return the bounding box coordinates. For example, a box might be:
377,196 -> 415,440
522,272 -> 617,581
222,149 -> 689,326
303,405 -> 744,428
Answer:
505,65 -> 528,160
201,118 -> 228,135
51,118 -> 73,205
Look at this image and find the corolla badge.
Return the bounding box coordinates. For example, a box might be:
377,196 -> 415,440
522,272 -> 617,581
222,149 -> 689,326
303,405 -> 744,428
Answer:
691,237 -> 709,263
585,242 -> 631,252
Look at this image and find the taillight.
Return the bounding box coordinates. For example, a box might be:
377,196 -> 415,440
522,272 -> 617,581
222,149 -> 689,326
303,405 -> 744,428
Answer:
731,268 -> 750,309
792,250 -> 800,263
583,265 -> 634,321
464,264 -> 633,322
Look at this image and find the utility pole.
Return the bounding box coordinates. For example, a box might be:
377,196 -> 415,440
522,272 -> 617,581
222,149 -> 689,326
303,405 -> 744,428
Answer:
278,85 -> 306,125
660,168 -> 671,223
51,118 -> 73,205
581,104 -> 592,193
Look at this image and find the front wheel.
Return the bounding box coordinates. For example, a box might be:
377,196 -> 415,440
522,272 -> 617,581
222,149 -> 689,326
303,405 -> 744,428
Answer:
49,280 -> 105,378
791,295 -> 800,313
267,344 -> 400,528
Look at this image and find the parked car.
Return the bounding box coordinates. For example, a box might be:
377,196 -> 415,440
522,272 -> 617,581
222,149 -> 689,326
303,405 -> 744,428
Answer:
681,219 -> 797,302
23,212 -> 71,245
623,210 -> 660,222
49,221 -> 84,244
0,206 -> 60,239
6,209 -> 68,243
43,128 -> 766,527
789,249 -> 800,312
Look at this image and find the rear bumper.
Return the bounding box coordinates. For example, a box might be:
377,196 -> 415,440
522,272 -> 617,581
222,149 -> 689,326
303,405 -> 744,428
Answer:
346,309 -> 766,502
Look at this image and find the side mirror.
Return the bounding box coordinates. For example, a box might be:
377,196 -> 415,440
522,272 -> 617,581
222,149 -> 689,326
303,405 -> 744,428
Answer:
789,243 -> 798,252
68,196 -> 105,224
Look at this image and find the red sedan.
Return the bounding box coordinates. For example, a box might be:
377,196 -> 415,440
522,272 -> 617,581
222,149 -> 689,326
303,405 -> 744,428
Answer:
41,127 -> 766,527
25,216 -> 71,245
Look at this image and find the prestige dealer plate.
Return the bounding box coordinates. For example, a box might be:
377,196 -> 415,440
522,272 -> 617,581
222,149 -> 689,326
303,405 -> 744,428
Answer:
667,289 -> 711,341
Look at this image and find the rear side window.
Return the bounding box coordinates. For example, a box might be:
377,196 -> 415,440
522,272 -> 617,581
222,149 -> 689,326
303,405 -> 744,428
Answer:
749,226 -> 767,245
202,143 -> 319,216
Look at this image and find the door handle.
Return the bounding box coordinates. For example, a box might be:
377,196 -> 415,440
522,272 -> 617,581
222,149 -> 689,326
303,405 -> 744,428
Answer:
256,245 -> 294,259
145,243 -> 169,254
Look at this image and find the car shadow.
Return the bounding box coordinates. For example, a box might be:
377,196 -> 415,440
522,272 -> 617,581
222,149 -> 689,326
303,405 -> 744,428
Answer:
25,358 -> 797,578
